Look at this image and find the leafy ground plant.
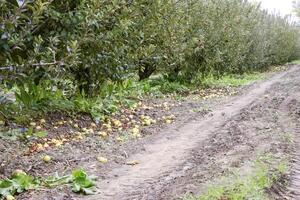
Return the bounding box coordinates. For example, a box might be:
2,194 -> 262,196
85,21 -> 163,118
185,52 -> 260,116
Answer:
0,127 -> 48,142
71,169 -> 96,194
0,169 -> 96,199
0,171 -> 39,200
45,169 -> 96,195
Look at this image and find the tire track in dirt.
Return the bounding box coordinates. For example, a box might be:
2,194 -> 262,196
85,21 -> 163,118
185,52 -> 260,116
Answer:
289,124 -> 300,199
251,70 -> 300,200
160,71 -> 299,200
280,95 -> 300,199
84,67 -> 299,200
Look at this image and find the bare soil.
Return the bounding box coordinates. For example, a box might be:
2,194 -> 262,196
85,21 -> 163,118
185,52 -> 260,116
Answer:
1,65 -> 300,200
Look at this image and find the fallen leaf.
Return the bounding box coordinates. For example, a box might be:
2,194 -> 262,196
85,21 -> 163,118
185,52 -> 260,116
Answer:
116,137 -> 124,142
126,160 -> 139,165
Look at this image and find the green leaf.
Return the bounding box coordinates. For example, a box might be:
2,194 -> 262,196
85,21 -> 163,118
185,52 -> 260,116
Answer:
72,183 -> 81,193
0,173 -> 37,198
83,188 -> 95,195
71,169 -> 95,195
44,173 -> 72,188
0,180 -> 14,197
10,173 -> 37,192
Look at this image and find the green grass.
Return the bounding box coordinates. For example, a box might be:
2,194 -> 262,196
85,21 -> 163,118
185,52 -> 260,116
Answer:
201,73 -> 265,88
289,60 -> 300,65
185,156 -> 287,200
280,132 -> 295,144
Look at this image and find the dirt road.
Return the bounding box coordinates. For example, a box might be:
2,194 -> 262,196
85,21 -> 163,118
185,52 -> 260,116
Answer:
17,65 -> 300,200
74,65 -> 299,200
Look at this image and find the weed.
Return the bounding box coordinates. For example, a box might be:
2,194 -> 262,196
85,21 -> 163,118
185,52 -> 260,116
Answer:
71,169 -> 96,194
280,132 -> 294,144
115,133 -> 131,143
0,129 -> 23,141
22,128 -> 48,141
44,169 -> 96,195
0,172 -> 39,199
191,105 -> 212,113
185,155 -> 288,200
14,81 -> 56,111
0,127 -> 48,142
0,169 -> 96,199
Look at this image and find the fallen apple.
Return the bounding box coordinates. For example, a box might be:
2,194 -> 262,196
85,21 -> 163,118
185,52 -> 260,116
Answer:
43,143 -> 49,148
143,119 -> 151,126
90,122 -> 97,127
43,155 -> 51,163
98,131 -> 108,138
165,119 -> 172,124
112,119 -> 122,127
97,156 -> 108,163
5,194 -> 15,200
131,128 -> 139,135
13,169 -> 26,176
29,122 -> 37,126
36,143 -> 44,151
103,123 -> 112,129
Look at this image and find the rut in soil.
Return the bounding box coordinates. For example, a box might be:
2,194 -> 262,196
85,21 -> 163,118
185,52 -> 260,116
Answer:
83,66 -> 300,200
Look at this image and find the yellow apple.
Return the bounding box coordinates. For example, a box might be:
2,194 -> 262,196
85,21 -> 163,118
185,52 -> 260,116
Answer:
43,155 -> 51,163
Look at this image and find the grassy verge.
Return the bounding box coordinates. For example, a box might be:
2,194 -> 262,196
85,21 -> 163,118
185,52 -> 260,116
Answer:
0,65 -> 284,124
185,155 -> 288,200
289,60 -> 300,65
200,73 -> 265,88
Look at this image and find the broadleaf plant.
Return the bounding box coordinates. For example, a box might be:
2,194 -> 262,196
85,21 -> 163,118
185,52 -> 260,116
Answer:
0,172 -> 38,199
0,169 -> 96,199
71,169 -> 96,195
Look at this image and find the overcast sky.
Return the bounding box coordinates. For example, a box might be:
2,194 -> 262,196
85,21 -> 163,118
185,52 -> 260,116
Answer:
252,0 -> 298,21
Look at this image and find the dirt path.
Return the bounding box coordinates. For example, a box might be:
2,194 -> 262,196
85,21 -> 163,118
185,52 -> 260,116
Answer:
14,65 -> 300,200
283,117 -> 300,199
279,89 -> 300,199
79,66 -> 300,200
